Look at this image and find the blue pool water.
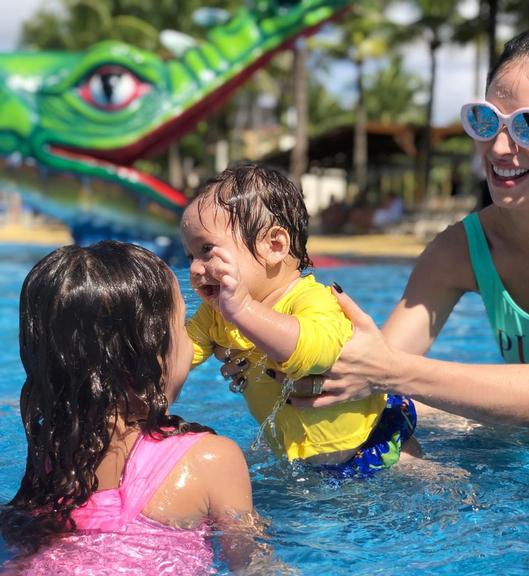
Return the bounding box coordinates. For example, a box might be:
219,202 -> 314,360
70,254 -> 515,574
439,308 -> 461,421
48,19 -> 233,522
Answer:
1,246 -> 529,575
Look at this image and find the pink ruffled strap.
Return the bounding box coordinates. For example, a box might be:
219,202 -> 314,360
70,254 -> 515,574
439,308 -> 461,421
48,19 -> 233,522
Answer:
73,431 -> 209,531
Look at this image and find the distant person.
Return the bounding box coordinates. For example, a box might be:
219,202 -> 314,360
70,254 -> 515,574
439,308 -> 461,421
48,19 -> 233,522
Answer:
349,191 -> 404,233
182,163 -> 417,477
320,194 -> 349,234
0,241 -> 269,575
371,192 -> 404,230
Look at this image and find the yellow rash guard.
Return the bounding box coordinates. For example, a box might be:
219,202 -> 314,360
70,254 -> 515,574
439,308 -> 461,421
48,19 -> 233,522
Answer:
187,274 -> 387,460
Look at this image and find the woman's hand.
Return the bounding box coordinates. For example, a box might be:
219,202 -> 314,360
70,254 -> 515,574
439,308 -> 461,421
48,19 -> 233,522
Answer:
290,288 -> 398,408
216,289 -> 399,407
214,346 -> 250,392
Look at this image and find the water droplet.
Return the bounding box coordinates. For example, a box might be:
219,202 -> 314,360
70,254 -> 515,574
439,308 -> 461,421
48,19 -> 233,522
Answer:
251,376 -> 294,452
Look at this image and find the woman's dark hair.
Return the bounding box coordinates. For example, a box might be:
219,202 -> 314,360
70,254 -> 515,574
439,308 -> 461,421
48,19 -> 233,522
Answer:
1,241 -> 212,552
487,30 -> 529,90
194,163 -> 313,271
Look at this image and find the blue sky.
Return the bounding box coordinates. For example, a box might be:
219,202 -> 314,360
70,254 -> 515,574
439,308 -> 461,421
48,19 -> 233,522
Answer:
0,0 -> 512,126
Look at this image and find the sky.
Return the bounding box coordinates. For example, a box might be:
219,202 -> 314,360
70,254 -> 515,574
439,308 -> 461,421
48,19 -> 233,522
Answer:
0,0 -> 512,126
0,0 -> 43,52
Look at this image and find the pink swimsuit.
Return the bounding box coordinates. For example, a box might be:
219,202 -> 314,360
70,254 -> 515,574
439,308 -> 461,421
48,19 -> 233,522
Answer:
4,431 -> 214,576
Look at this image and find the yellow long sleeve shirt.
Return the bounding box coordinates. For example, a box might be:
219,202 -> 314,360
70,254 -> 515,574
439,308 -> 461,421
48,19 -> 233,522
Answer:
187,274 -> 387,460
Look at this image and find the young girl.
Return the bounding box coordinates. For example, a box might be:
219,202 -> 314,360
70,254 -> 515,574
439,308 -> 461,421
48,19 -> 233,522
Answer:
0,241 -> 264,575
182,163 -> 416,476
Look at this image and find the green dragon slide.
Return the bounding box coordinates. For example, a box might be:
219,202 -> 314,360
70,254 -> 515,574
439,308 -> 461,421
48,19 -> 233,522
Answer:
0,0 -> 350,260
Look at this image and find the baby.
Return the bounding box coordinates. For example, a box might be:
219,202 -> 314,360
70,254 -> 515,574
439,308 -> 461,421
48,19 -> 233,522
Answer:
182,163 -> 416,475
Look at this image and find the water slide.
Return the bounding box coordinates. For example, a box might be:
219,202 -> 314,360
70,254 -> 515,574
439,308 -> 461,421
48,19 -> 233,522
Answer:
0,1 -> 350,262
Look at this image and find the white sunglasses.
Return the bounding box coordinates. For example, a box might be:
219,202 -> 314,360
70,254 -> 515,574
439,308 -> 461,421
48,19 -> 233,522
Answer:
460,101 -> 529,148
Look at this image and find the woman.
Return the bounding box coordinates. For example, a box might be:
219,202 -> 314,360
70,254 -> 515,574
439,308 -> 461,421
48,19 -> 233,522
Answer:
223,31 -> 529,428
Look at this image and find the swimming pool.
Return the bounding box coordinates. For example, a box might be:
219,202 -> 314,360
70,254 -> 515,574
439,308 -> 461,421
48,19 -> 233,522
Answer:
1,246 -> 529,575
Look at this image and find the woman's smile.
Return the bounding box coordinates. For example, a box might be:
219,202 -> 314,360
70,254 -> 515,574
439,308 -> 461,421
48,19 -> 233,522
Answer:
490,162 -> 529,188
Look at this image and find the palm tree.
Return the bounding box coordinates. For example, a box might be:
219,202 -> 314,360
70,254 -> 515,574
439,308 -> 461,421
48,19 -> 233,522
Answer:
504,0 -> 529,42
403,0 -> 461,201
486,0 -> 499,69
364,55 -> 426,124
22,0 -> 158,50
320,3 -> 398,202
290,39 -> 309,189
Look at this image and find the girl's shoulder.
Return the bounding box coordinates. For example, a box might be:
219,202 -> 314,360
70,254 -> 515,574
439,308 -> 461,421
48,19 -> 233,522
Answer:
143,433 -> 251,527
152,432 -> 246,479
184,433 -> 246,466
184,434 -> 251,497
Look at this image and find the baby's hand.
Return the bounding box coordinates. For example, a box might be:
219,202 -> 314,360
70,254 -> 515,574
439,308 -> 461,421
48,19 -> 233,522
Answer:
209,247 -> 253,322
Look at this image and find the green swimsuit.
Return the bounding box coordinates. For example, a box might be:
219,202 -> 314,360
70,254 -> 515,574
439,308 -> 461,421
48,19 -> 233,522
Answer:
463,212 -> 529,363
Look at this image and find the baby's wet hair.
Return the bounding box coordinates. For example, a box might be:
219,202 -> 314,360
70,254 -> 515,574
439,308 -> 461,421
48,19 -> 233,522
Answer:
195,163 -> 312,271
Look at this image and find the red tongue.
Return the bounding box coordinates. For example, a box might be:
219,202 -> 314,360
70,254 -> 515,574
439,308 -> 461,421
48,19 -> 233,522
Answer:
50,145 -> 188,208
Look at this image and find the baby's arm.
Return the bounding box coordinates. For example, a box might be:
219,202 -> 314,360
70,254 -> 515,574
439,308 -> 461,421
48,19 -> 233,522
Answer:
210,247 -> 299,362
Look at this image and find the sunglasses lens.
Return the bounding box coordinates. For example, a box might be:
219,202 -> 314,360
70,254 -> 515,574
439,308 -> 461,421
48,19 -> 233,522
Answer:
465,104 -> 500,139
512,112 -> 529,147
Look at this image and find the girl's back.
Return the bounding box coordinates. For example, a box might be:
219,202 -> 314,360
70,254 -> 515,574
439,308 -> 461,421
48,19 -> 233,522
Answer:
3,431 -> 215,575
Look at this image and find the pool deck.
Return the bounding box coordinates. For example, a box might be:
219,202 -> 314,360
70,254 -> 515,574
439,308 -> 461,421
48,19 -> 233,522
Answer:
308,233 -> 427,262
0,222 -> 73,245
0,222 -> 428,260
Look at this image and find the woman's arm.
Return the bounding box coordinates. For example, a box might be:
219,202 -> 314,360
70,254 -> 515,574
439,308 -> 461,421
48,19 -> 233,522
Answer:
292,290 -> 529,427
382,222 -> 473,354
220,223 -> 529,425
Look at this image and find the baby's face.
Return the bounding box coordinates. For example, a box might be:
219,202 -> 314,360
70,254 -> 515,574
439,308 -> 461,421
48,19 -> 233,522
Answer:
181,199 -> 266,306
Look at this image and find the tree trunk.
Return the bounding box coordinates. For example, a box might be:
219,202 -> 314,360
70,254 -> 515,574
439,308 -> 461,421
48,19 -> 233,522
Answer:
417,39 -> 438,203
474,35 -> 483,97
290,39 -> 309,190
487,0 -> 498,71
353,57 -> 368,204
168,142 -> 184,190
474,3 -> 484,97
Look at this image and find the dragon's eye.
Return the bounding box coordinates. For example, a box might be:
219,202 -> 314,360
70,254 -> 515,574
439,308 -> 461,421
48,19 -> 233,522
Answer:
78,65 -> 151,110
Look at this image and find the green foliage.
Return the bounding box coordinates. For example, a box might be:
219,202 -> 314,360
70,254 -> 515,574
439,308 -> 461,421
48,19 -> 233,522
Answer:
364,56 -> 426,123
320,0 -> 397,65
504,0 -> 529,34
307,77 -> 349,133
435,135 -> 474,155
20,0 -> 241,51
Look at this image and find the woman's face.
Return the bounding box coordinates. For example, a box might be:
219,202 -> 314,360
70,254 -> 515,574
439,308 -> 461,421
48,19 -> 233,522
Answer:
164,277 -> 193,405
479,61 -> 529,210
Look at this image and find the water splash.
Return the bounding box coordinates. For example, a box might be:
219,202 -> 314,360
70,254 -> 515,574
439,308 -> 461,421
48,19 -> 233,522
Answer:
251,376 -> 294,452
251,353 -> 268,383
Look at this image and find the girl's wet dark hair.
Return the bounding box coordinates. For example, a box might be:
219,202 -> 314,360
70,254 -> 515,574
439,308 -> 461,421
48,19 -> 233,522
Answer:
195,163 -> 313,271
1,241 -> 212,553
487,30 -> 529,89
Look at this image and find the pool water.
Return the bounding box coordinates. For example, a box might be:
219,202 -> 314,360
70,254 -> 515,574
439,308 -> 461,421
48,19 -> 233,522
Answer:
2,247 -> 529,575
